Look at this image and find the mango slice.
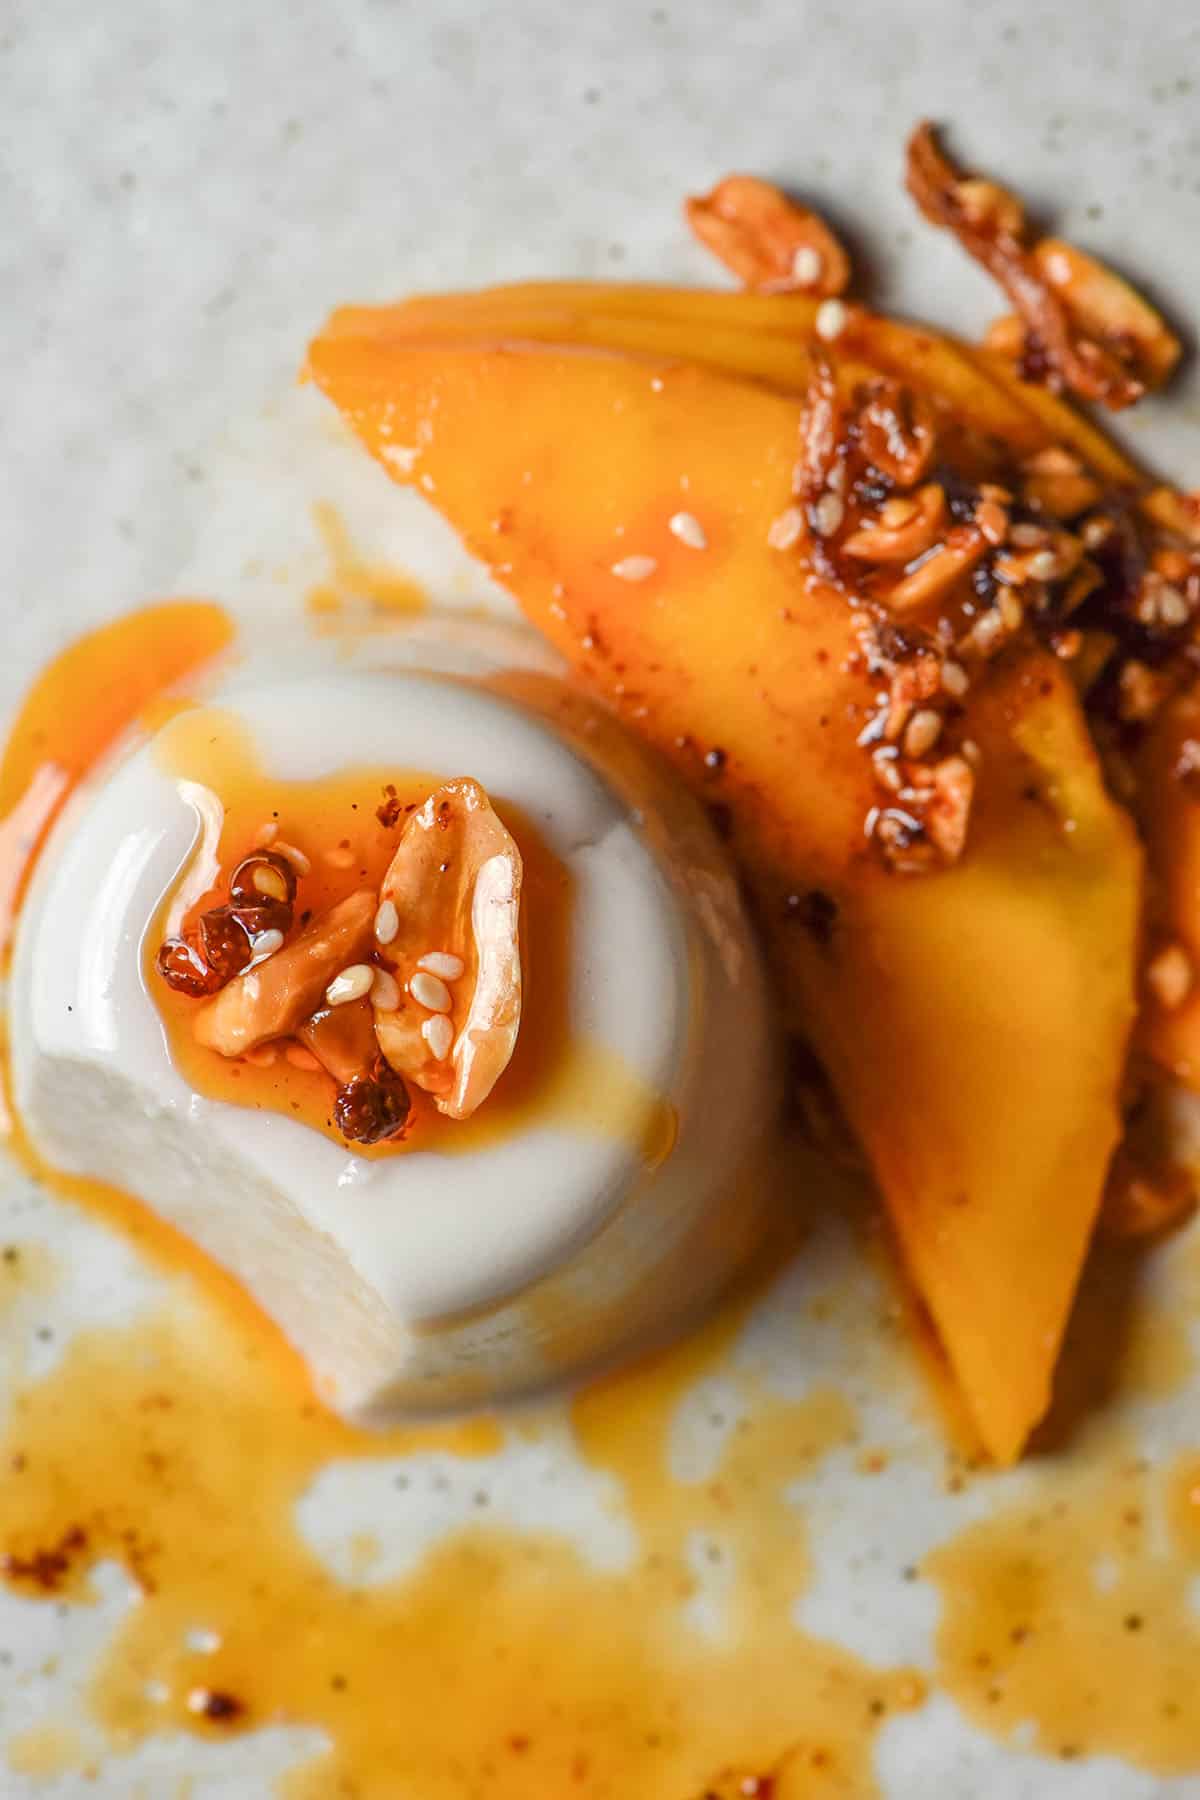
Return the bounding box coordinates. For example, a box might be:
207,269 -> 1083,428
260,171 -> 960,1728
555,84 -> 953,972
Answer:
307,286 -> 1142,1461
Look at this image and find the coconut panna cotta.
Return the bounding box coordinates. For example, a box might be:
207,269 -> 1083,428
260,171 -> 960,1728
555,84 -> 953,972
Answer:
8,626 -> 775,1420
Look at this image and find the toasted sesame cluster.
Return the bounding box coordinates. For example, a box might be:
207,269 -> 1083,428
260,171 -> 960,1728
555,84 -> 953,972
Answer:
156,779 -> 523,1145
778,363 -> 1200,872
683,122 -> 1195,881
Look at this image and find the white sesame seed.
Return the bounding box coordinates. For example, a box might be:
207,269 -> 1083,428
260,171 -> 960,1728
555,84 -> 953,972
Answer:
650,375 -> 665,393
410,971 -> 452,1013
812,492 -> 845,538
326,963 -> 375,1007
274,841 -> 311,876
185,1627 -> 222,1655
1082,516 -> 1114,549
374,899 -> 399,945
767,505 -> 805,551
250,928 -> 284,958
186,1688 -> 216,1716
1010,522 -> 1047,549
611,555 -> 658,582
1027,550 -> 1060,581
418,951 -> 465,980
379,443 -> 419,473
422,1014 -> 454,1061
144,1680 -> 170,1705
1159,585 -> 1190,627
791,245 -> 824,286
323,845 -> 356,869
904,708 -> 943,758
668,511 -> 708,550
815,298 -> 848,342
371,968 -> 401,1012
940,659 -> 969,698
966,609 -> 1005,655
285,1044 -> 322,1072
1147,942 -> 1193,1011
960,738 -> 982,766
998,589 -> 1024,632
253,820 -> 279,847
243,1043 -> 278,1069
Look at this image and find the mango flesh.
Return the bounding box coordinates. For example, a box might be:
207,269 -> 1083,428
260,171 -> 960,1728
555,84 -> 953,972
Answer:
308,286 -> 1142,1462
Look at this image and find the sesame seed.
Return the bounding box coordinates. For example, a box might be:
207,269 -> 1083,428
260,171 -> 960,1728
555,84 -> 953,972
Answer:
285,1044 -> 322,1072
185,1627 -> 222,1655
1082,515 -> 1115,549
611,555 -> 657,582
815,298 -> 848,341
323,845 -> 356,869
422,1014 -> 454,1061
940,660 -> 969,698
379,444 -> 418,473
374,899 -> 399,945
960,738 -> 982,766
668,511 -> 708,550
1011,522 -> 1048,549
767,506 -> 805,551
274,841 -> 311,876
812,492 -> 845,538
243,1043 -> 278,1069
966,609 -> 1006,655
325,963 -> 375,1007
1159,585 -> 1190,627
791,246 -> 823,286
251,864 -> 290,903
418,951 -> 465,980
371,968 -> 401,1012
250,928 -> 284,958
410,971 -> 452,1013
254,821 -> 279,847
1027,550 -> 1060,581
904,708 -> 943,758
1147,942 -> 1193,1011
975,499 -> 1009,547
998,589 -> 1024,632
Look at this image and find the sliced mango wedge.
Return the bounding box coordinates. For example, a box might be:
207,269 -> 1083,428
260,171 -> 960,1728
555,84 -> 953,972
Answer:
307,286 -> 1142,1461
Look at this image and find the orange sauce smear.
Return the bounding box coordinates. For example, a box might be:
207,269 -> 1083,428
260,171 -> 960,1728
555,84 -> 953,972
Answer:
0,601 -> 232,964
3,603 -> 1200,1792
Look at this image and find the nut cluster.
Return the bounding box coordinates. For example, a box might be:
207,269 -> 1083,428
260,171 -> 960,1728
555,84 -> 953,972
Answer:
780,365 -> 1200,872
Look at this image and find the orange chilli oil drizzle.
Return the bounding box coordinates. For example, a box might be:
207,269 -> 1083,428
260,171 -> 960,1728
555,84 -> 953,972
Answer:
0,601 -> 232,965
2,604 -> 1200,1789
148,703 -> 675,1162
0,1210 -> 936,1799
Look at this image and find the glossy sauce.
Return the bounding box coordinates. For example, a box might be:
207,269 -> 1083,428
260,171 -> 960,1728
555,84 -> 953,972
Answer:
150,704 -> 674,1161
3,604 -> 1200,1793
0,601 -> 232,963
0,1211 -> 929,1798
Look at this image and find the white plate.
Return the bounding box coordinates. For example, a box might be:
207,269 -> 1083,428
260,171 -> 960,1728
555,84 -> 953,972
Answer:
3,2 -> 1200,1794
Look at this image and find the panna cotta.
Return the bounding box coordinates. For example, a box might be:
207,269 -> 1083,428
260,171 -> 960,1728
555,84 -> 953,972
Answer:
9,632 -> 774,1420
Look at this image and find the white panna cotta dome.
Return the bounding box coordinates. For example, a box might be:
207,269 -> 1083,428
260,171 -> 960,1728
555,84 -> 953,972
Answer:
10,647 -> 775,1420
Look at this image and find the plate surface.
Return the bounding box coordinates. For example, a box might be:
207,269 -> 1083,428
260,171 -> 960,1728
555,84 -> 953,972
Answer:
3,2 -> 1200,1794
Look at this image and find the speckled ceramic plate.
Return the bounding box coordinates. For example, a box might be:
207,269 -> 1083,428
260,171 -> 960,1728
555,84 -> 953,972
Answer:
4,3 -> 1200,1794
